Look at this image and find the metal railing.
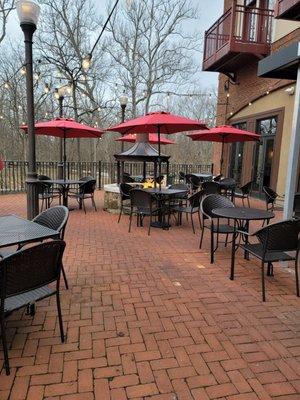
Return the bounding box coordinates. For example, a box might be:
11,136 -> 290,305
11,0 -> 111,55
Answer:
0,161 -> 213,193
203,3 -> 274,63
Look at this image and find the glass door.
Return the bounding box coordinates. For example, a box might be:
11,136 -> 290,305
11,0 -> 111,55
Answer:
229,122 -> 246,184
252,117 -> 277,196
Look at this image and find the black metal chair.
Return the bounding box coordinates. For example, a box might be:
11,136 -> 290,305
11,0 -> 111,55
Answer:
171,190 -> 203,234
263,186 -> 279,211
68,178 -> 97,213
219,178 -> 236,199
38,174 -> 62,201
213,174 -> 222,182
179,171 -> 186,182
294,194 -> 300,219
202,181 -> 220,195
122,172 -> 136,183
234,181 -> 253,207
128,189 -> 158,235
234,220 -> 300,302
186,174 -> 202,193
118,183 -> 132,223
200,194 -> 235,263
0,240 -> 66,375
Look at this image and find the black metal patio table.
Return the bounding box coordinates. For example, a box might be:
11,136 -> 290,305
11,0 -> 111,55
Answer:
0,215 -> 59,249
39,179 -> 82,208
212,207 -> 275,279
143,187 -> 188,229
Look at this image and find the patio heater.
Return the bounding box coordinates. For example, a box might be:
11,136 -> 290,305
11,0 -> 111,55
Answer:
119,91 -> 128,152
17,0 -> 41,220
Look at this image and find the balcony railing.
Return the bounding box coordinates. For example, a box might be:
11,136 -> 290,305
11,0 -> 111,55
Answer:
203,4 -> 274,73
275,0 -> 300,20
0,161 -> 213,193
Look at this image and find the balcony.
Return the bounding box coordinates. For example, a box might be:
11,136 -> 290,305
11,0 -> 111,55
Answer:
274,0 -> 300,20
203,4 -> 274,76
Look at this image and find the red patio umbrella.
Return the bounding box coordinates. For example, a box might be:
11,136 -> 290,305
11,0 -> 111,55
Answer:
20,118 -> 104,179
107,111 -> 207,186
188,125 -> 260,173
115,133 -> 175,145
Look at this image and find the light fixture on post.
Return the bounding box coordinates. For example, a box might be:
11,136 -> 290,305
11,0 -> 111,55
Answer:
17,0 -> 41,220
119,91 -> 128,151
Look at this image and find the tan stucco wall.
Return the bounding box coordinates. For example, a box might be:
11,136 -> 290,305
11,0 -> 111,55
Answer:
231,86 -> 296,196
273,20 -> 300,42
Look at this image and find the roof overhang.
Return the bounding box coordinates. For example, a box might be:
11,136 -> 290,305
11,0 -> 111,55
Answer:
258,41 -> 300,80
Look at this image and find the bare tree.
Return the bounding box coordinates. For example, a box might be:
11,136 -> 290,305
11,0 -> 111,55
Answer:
0,0 -> 15,45
107,0 -> 200,117
37,0 -> 115,161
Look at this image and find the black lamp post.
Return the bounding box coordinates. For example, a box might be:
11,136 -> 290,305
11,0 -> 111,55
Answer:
119,91 -> 128,152
17,0 -> 41,220
54,84 -> 71,178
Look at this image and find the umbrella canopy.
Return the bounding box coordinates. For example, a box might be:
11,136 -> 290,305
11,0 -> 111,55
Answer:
107,111 -> 207,187
20,117 -> 104,138
115,133 -> 175,145
20,118 -> 104,180
187,125 -> 260,143
188,125 -> 260,173
107,111 -> 207,135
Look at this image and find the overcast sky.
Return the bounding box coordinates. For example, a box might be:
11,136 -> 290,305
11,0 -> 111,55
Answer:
6,0 -> 223,88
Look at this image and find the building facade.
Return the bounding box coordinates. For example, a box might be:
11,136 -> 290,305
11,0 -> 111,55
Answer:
203,0 -> 300,199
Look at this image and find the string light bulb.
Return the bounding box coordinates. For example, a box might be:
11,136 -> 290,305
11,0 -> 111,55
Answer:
20,65 -> 26,75
44,83 -> 50,94
82,53 -> 92,72
4,82 -> 9,89
54,88 -> 60,100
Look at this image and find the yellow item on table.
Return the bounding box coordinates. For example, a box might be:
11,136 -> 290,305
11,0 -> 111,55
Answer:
143,178 -> 155,189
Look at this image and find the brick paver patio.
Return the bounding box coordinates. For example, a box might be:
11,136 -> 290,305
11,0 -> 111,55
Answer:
0,192 -> 299,400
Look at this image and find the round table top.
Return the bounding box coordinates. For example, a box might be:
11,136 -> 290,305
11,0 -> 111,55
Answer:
143,188 -> 187,196
212,207 -> 275,221
39,179 -> 82,186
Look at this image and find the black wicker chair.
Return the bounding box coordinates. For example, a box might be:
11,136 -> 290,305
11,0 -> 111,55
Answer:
33,206 -> 69,289
185,174 -> 202,193
234,181 -> 253,207
263,186 -> 279,211
68,178 -> 97,213
200,194 -> 235,263
0,240 -> 66,375
118,183 -> 132,223
37,176 -> 61,212
0,206 -> 69,290
213,174 -> 222,182
233,220 -> 300,301
122,172 -> 136,183
179,171 -> 186,182
294,194 -> 300,219
171,190 -> 203,233
128,189 -> 158,235
219,178 -> 236,200
202,181 -> 220,195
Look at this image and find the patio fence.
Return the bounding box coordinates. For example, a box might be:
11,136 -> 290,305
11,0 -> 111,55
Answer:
0,160 -> 213,194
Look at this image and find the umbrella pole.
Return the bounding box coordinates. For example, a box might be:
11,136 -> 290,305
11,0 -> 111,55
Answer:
63,130 -> 66,181
158,126 -> 161,190
220,138 -> 224,176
